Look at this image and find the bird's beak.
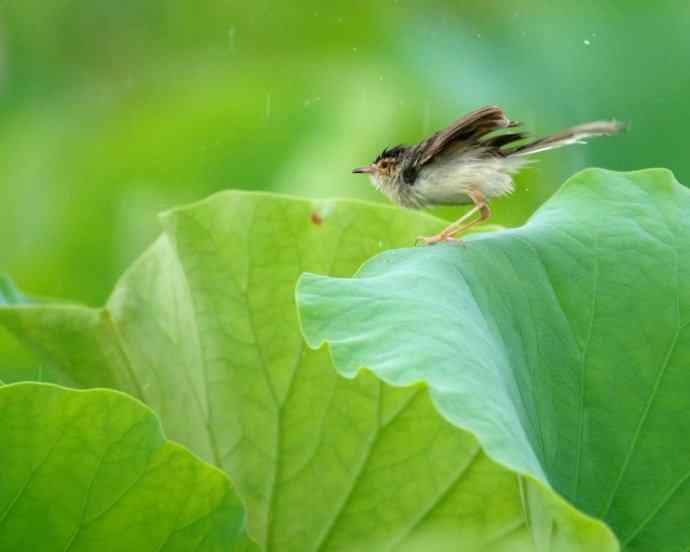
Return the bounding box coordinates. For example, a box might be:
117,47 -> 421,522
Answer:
352,165 -> 374,174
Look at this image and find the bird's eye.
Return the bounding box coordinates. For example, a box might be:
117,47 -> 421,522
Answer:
379,160 -> 389,169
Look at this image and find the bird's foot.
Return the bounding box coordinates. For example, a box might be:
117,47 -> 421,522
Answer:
415,233 -> 463,246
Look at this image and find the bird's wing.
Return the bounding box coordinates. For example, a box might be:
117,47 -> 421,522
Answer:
416,105 -> 517,166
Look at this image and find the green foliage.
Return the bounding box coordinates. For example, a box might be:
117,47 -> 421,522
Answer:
298,169 -> 690,551
3,169 -> 690,550
2,2 -> 689,549
0,382 -> 254,551
1,185 -> 615,551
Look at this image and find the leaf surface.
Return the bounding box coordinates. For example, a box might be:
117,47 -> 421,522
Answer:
1,189 -> 617,550
0,382 -> 255,551
298,169 -> 690,551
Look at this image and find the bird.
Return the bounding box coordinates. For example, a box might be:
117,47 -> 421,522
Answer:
352,105 -> 625,245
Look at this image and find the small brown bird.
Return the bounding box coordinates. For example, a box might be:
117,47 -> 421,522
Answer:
353,105 -> 624,244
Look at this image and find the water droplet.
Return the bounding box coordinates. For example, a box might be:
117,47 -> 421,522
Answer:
303,97 -> 321,108
423,100 -> 431,135
584,39 -> 591,46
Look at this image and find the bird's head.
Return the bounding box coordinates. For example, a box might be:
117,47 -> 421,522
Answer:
352,145 -> 406,192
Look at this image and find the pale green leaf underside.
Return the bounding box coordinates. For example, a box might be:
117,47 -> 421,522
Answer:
298,168 -> 690,551
0,382 -> 253,551
2,189 -> 616,550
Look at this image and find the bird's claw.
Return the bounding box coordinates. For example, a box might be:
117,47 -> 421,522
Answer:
415,234 -> 463,246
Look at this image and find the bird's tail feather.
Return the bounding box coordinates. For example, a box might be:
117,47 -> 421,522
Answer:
509,120 -> 626,157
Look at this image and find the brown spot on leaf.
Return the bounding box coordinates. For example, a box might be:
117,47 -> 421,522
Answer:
310,212 -> 323,225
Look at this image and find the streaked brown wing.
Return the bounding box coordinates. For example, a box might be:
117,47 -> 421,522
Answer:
416,105 -> 516,166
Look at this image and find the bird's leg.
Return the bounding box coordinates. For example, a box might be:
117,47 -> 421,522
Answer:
416,206 -> 479,245
446,191 -> 491,238
416,191 -> 490,245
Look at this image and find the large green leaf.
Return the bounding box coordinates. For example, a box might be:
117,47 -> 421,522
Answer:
297,168 -> 690,551
0,190 -> 617,550
0,382 -> 254,551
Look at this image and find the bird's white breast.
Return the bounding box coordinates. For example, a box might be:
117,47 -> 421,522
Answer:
413,153 -> 527,206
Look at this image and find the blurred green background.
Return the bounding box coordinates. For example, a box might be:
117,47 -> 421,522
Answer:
1,0 -> 688,306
